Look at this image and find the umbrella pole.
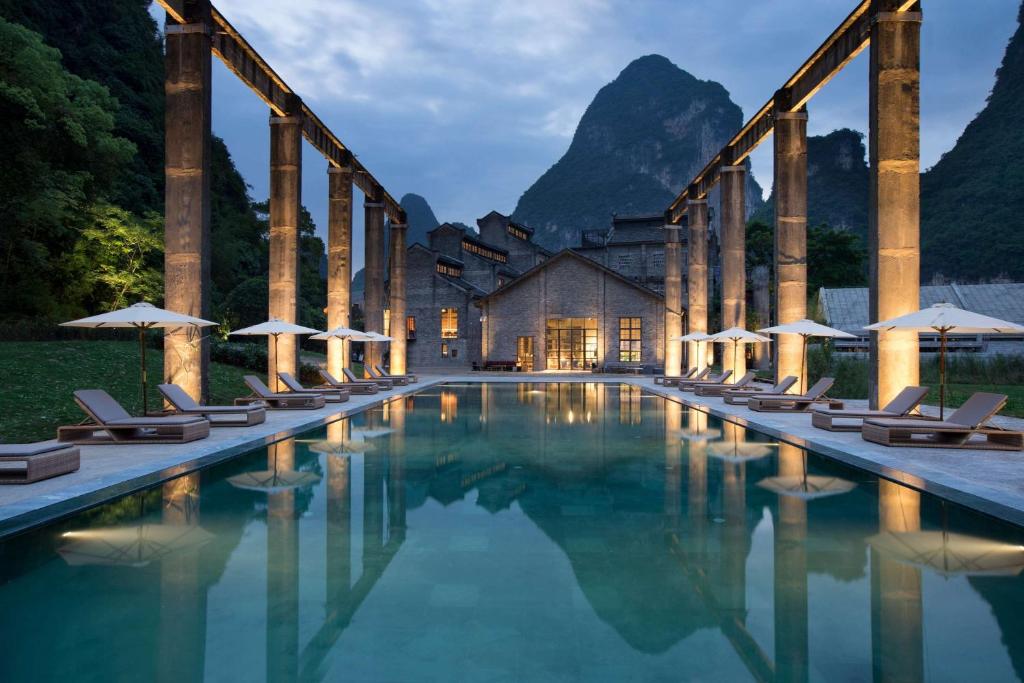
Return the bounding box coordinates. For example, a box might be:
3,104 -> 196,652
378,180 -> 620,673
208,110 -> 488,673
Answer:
801,335 -> 808,395
272,333 -> 280,392
733,341 -> 738,384
139,326 -> 148,416
940,329 -> 947,420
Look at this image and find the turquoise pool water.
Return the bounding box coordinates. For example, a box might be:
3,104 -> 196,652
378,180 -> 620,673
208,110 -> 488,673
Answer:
2,382 -> 1024,682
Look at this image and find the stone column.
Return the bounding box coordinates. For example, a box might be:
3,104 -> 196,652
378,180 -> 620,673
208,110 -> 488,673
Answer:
664,219 -> 684,377
363,194 -> 386,377
163,3 -> 212,403
687,191 -> 709,371
774,445 -> 809,683
720,164 -> 747,382
774,106 -> 809,392
869,3 -> 921,408
327,164 -> 353,378
388,221 -> 408,375
268,100 -> 302,392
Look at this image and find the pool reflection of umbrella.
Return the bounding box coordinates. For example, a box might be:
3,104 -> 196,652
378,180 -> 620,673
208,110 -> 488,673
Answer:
350,427 -> 395,439
58,524 -> 214,568
758,474 -> 855,500
298,438 -> 376,456
227,447 -> 321,493
677,427 -> 723,442
707,439 -> 776,462
868,530 -> 1024,577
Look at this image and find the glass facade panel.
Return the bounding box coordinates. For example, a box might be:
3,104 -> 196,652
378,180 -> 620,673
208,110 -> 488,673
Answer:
618,317 -> 641,362
545,318 -> 598,370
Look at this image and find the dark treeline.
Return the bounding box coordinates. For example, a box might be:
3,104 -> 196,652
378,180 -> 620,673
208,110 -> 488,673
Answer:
0,0 -> 325,331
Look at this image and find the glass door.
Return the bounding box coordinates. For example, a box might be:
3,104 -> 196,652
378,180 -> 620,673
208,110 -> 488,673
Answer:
516,336 -> 534,372
545,318 -> 598,370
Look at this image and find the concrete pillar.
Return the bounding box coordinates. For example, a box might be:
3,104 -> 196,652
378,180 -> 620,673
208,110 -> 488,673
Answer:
687,192 -> 709,371
388,221 -> 408,375
720,164 -> 747,382
268,102 -> 302,392
327,164 -> 353,378
774,445 -> 809,683
163,4 -> 212,403
774,106 -> 809,392
664,220 -> 684,377
871,480 -> 923,682
869,3 -> 922,408
363,194 -> 386,377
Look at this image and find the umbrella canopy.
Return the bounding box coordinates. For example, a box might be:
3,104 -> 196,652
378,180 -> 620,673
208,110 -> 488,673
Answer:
868,530 -> 1024,578
865,303 -> 1024,418
363,331 -> 392,342
707,328 -> 772,384
230,318 -> 322,389
670,332 -> 712,370
309,325 -> 365,341
62,302 -> 216,415
757,474 -> 856,501
58,524 -> 214,567
758,319 -> 856,393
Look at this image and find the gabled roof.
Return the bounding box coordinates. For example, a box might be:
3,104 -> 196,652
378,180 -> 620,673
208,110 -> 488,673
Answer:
477,249 -> 665,304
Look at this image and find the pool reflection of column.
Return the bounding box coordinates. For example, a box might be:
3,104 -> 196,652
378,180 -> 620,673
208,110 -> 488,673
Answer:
872,481 -> 923,683
665,400 -> 682,524
389,400 -> 407,541
326,421 -> 351,606
158,472 -> 206,683
687,409 -> 709,553
774,445 -> 809,683
722,422 -> 747,615
267,441 -> 299,683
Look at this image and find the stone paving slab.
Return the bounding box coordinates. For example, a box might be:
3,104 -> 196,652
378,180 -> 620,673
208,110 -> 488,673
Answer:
0,378 -> 445,537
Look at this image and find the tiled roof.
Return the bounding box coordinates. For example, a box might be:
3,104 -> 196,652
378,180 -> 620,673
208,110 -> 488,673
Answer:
820,283 -> 1024,334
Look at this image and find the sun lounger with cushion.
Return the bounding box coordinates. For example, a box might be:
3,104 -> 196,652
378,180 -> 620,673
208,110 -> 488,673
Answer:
278,372 -> 350,403
158,383 -> 266,426
236,376 -> 326,410
862,392 -> 1023,450
694,371 -> 757,397
723,376 -> 798,405
59,390 -> 210,444
746,378 -> 841,412
678,369 -> 732,392
0,442 -> 80,484
319,369 -> 378,395
654,367 -> 697,387
368,365 -> 407,386
375,364 -> 417,383
811,386 -> 929,432
343,367 -> 392,391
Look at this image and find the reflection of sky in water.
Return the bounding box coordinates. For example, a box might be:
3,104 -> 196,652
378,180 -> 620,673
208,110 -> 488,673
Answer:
1,383 -> 1023,682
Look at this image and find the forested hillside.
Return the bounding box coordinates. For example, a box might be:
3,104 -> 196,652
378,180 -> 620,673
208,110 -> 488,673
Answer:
0,0 -> 326,329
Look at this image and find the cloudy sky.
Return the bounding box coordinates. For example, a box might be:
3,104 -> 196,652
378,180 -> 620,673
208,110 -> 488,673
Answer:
162,0 -> 1020,271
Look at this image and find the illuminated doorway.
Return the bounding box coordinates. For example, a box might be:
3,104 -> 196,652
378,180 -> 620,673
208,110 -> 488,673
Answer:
545,318 -> 598,370
517,336 -> 534,372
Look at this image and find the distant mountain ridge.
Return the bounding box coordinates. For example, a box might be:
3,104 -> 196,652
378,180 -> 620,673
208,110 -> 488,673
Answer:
512,54 -> 762,250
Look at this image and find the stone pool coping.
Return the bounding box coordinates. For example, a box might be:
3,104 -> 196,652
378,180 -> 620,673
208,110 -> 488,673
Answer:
0,378 -> 446,538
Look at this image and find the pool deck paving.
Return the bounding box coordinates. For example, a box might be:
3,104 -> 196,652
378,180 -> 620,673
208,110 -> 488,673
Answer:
2,371 -> 1023,537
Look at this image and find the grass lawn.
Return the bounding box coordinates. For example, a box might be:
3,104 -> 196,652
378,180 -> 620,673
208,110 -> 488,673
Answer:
0,340 -> 264,443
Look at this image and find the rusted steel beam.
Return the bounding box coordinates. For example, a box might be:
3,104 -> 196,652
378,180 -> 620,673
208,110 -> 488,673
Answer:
156,0 -> 403,222
666,0 -> 899,223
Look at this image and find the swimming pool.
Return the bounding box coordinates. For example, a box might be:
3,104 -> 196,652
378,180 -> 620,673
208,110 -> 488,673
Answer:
1,382 -> 1023,681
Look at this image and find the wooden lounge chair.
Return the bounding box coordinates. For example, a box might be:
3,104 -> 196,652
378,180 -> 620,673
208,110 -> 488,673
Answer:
375,364 -> 417,383
678,369 -> 732,392
236,376 -> 326,410
278,372 -> 350,403
158,383 -> 266,427
694,371 -> 757,397
0,442 -> 80,484
343,367 -> 392,391
654,367 -> 697,387
368,365 -> 408,386
862,392 -> 1023,451
811,386 -> 929,432
58,390 -> 210,444
723,376 -> 798,405
319,369 -> 378,395
747,378 -> 842,412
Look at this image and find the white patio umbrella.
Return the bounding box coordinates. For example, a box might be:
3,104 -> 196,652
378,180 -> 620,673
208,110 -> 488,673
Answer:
706,328 -> 772,383
670,331 -> 712,370
62,301 -> 216,415
308,325 -> 366,342
230,318 -> 321,388
865,303 -> 1024,419
758,319 -> 857,393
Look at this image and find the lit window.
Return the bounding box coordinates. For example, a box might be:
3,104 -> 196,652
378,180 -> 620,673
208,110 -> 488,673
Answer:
383,308 -> 390,337
440,308 -> 458,339
462,239 -> 508,263
619,317 -> 641,362
437,261 -> 463,277
441,342 -> 449,358
407,316 -> 416,341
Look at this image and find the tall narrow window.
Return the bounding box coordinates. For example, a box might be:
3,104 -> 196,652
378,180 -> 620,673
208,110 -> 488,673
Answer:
440,308 -> 458,339
383,308 -> 390,337
619,317 -> 641,362
407,316 -> 416,341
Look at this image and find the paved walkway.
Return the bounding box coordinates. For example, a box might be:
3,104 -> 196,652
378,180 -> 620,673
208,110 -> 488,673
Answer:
2,372 -> 1022,536
0,378 -> 445,536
